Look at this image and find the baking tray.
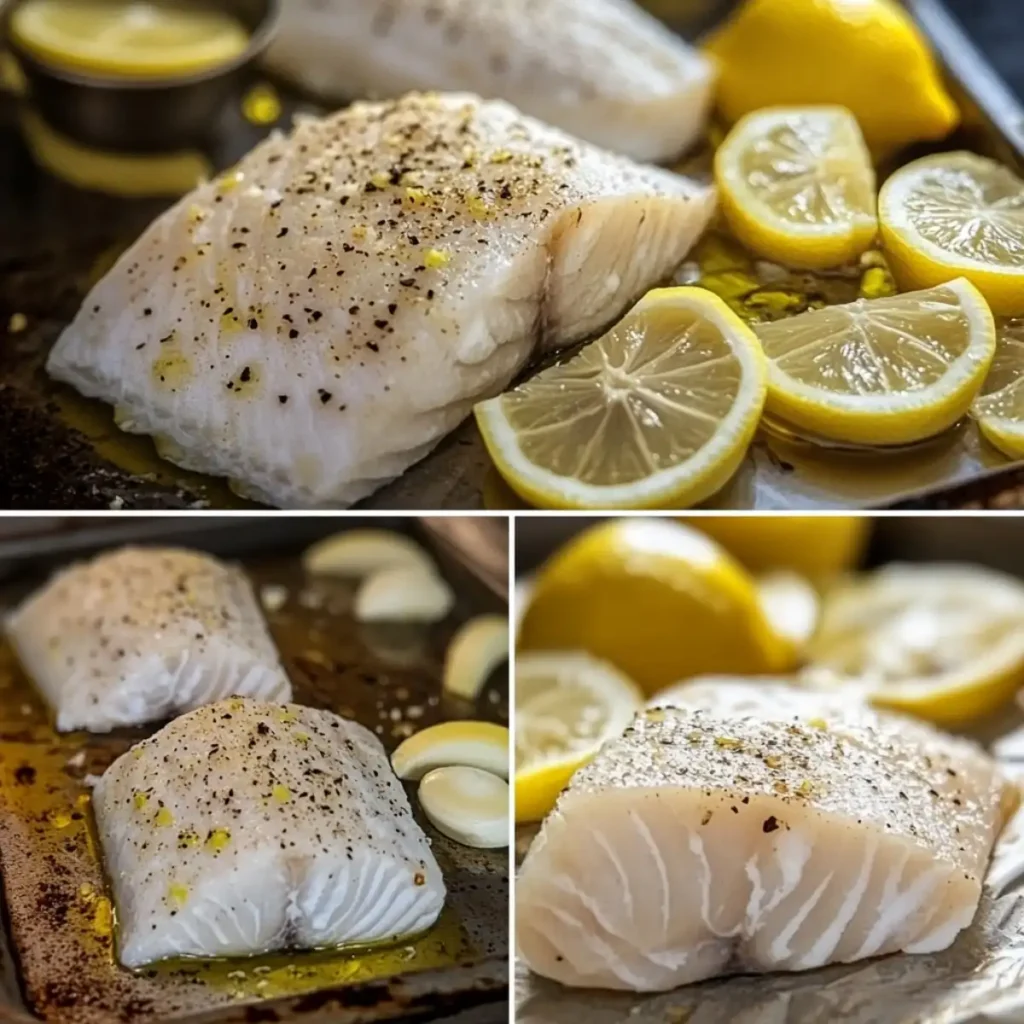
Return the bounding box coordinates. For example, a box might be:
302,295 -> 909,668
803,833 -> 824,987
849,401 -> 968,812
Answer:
0,517 -> 510,1024
514,515 -> 1024,1024
2,0 -> 1024,511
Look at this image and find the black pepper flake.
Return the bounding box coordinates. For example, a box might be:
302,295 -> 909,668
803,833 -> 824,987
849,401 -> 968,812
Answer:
762,816 -> 780,833
318,389 -> 332,404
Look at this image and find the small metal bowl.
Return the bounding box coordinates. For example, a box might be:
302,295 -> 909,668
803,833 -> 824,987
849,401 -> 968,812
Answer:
4,0 -> 281,152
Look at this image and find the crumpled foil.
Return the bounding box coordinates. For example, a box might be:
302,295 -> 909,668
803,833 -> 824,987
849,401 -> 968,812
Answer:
517,762 -> 1024,1024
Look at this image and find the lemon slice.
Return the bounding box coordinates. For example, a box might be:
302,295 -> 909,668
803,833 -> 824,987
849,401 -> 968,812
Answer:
805,564 -> 1024,724
11,0 -> 249,79
391,721 -> 509,781
474,288 -> 766,510
515,652 -> 643,823
715,106 -> 878,269
879,152 -> 1024,316
973,319 -> 1024,458
756,278 -> 996,445
517,519 -> 795,695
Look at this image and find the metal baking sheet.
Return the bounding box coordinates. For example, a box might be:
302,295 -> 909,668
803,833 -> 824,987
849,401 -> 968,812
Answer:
0,518 -> 510,1024
514,515 -> 1024,1023
1,1 -> 1024,510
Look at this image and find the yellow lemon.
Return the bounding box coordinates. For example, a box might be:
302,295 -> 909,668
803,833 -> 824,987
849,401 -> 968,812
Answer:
806,564 -> 1024,724
684,516 -> 869,577
716,106 -> 877,269
391,721 -> 509,781
757,279 -> 996,445
879,152 -> 1024,317
515,652 -> 643,823
11,0 -> 249,79
517,519 -> 793,696
705,0 -> 958,153
972,319 -> 1024,458
474,288 -> 766,510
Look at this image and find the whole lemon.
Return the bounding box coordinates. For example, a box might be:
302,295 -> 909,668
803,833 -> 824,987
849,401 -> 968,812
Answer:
705,0 -> 959,153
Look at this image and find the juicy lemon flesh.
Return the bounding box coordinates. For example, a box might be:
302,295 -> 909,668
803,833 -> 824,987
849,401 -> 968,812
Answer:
475,289 -> 765,510
757,281 -> 996,445
808,568 -> 1024,724
684,515 -> 868,577
880,153 -> 1024,316
517,519 -> 791,696
515,652 -> 642,823
705,0 -> 959,152
717,106 -> 878,269
12,0 -> 250,78
973,319 -> 1024,458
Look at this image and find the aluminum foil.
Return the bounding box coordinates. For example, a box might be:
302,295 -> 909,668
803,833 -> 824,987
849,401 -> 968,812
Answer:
516,763 -> 1024,1024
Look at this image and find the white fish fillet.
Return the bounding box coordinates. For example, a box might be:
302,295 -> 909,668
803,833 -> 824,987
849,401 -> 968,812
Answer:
517,700 -> 1016,991
263,0 -> 714,164
93,698 -> 445,968
5,547 -> 290,733
46,92 -> 715,509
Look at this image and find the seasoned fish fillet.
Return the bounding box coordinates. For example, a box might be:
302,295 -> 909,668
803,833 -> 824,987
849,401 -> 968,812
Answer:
47,92 -> 715,509
93,698 -> 446,968
263,0 -> 714,164
5,548 -> 290,733
517,702 -> 1015,991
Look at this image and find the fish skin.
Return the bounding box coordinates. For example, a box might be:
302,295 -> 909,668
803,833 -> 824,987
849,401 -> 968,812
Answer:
93,698 -> 446,968
4,547 -> 290,733
263,0 -> 714,164
46,92 -> 715,509
516,703 -> 1015,991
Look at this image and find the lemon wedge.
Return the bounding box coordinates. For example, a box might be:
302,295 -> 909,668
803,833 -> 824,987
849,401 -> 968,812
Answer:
805,564 -> 1024,724
879,152 -> 1024,316
705,0 -> 958,153
757,279 -> 996,445
684,515 -> 868,578
515,651 -> 643,823
973,319 -> 1024,458
715,106 -> 877,269
443,615 -> 509,701
474,288 -> 766,510
391,721 -> 509,781
757,571 -> 820,659
11,0 -> 249,79
517,519 -> 794,695
418,767 -> 509,849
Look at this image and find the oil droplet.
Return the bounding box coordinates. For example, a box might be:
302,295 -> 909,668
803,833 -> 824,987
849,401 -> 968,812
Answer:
242,82 -> 282,125
50,810 -> 72,829
8,312 -> 27,333
93,897 -> 113,937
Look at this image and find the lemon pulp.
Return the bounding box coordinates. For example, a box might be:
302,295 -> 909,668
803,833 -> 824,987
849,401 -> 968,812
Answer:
756,279 -> 996,446
11,0 -> 249,78
880,153 -> 1024,317
715,105 -> 878,269
972,319 -> 1024,459
474,288 -> 766,510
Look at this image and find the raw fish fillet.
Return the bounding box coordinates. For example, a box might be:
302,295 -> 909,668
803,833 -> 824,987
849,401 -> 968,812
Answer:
5,547 -> 290,733
517,701 -> 1015,991
263,0 -> 714,163
46,92 -> 716,509
93,698 -> 446,967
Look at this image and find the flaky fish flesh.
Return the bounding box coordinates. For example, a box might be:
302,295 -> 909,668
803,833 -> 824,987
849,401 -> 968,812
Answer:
47,92 -> 715,509
517,701 -> 1015,991
93,698 -> 445,967
263,0 -> 714,164
5,548 -> 290,733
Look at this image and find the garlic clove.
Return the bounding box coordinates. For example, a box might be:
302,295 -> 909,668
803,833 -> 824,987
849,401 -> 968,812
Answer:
418,766 -> 509,849
355,566 -> 454,623
303,529 -> 434,579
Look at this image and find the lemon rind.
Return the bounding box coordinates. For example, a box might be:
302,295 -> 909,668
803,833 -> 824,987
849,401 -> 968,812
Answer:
475,288 -> 767,510
763,278 -> 997,445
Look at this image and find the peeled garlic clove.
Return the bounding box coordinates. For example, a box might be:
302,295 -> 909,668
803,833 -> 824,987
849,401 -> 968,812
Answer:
444,615 -> 509,700
418,766 -> 509,849
303,529 -> 434,579
355,566 -> 454,623
391,721 -> 509,781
